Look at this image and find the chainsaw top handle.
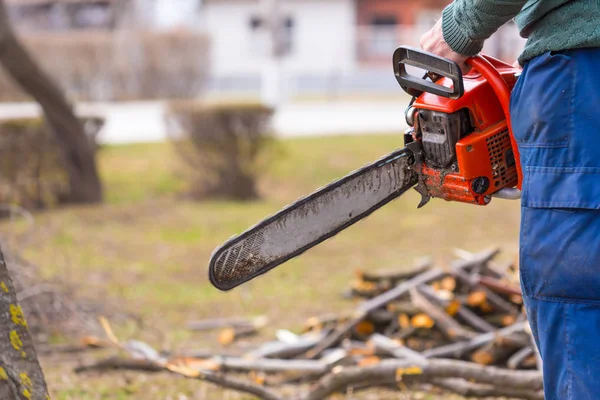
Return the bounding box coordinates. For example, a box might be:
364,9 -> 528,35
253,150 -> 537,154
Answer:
393,46 -> 464,99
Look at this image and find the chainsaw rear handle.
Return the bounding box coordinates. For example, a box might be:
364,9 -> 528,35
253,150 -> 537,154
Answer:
393,46 -> 465,99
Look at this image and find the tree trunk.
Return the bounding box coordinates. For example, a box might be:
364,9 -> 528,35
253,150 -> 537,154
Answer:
0,247 -> 49,399
0,1 -> 102,204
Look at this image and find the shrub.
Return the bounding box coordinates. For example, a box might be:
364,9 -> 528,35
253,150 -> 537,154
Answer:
166,102 -> 275,200
0,116 -> 104,210
0,30 -> 209,102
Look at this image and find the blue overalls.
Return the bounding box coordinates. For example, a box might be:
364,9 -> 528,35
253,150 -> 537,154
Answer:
510,47 -> 600,400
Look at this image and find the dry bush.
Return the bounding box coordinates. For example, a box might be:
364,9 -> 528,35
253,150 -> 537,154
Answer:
166,102 -> 275,200
0,117 -> 104,210
0,30 -> 209,101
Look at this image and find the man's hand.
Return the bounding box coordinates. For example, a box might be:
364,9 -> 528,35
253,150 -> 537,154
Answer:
420,19 -> 470,73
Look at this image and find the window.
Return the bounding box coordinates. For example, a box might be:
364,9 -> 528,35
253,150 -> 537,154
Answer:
368,14 -> 398,56
248,15 -> 295,57
371,15 -> 397,26
250,16 -> 263,30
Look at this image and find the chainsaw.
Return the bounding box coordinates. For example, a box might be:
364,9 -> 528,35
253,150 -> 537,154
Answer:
209,46 -> 523,291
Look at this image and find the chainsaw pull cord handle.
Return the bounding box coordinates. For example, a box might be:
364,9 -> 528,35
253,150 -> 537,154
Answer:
467,56 -> 523,190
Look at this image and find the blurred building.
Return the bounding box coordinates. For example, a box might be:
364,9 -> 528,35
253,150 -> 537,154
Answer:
356,0 -> 450,66
6,0 -> 202,31
202,0 -> 356,95
5,0 -> 120,30
5,0 -> 526,100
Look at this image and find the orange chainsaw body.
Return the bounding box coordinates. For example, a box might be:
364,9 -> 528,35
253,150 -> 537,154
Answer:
408,55 -> 522,205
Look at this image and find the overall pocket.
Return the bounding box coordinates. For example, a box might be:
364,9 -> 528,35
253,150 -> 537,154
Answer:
510,51 -> 574,148
520,168 -> 600,303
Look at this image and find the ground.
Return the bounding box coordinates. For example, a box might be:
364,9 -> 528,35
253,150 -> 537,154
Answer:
0,134 -> 522,399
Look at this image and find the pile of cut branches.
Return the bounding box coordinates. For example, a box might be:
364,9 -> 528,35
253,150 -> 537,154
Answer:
77,248 -> 543,399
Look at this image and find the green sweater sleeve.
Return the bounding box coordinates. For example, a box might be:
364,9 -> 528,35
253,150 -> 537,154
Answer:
442,0 -> 529,56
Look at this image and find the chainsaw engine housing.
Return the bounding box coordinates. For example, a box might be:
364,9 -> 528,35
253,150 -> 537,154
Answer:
406,56 -> 520,205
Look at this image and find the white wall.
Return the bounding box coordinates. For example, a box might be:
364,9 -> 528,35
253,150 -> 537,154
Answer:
203,0 -> 356,78
152,0 -> 200,29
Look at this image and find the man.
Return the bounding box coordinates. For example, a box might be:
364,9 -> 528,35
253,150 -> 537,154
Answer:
420,1 -> 600,399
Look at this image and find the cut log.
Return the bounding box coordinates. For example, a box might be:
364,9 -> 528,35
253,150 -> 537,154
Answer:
466,291 -> 488,308
484,314 -> 518,327
471,339 -> 521,366
356,355 -> 381,367
417,285 -> 496,333
342,340 -> 376,357
422,321 -> 528,359
303,314 -> 345,332
410,313 -> 435,329
440,276 -> 457,292
218,325 -> 259,346
386,301 -> 422,316
398,313 -> 411,329
352,321 -> 375,338
507,346 -> 535,370
452,268 -> 517,314
367,333 -> 427,366
410,287 -> 476,341
511,294 -> 524,305
349,278 -> 379,298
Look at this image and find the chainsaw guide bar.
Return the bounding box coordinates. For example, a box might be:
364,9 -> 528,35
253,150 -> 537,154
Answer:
208,148 -> 418,291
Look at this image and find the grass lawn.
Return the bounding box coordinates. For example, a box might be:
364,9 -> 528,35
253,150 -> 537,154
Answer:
1,134 -> 522,399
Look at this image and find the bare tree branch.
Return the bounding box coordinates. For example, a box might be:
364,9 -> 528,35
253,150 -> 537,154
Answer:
301,358 -> 542,400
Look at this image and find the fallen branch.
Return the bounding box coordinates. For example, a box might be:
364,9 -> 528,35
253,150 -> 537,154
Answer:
422,321 -> 528,359
432,378 -> 543,400
74,356 -> 164,373
76,356 -> 283,400
216,356 -> 331,374
367,333 -> 427,366
360,258 -> 432,283
246,332 -> 327,359
187,316 -> 268,332
477,276 -> 522,297
301,358 -> 542,400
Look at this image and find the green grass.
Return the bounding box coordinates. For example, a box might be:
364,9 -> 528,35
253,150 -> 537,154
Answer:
1,134 -> 521,399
